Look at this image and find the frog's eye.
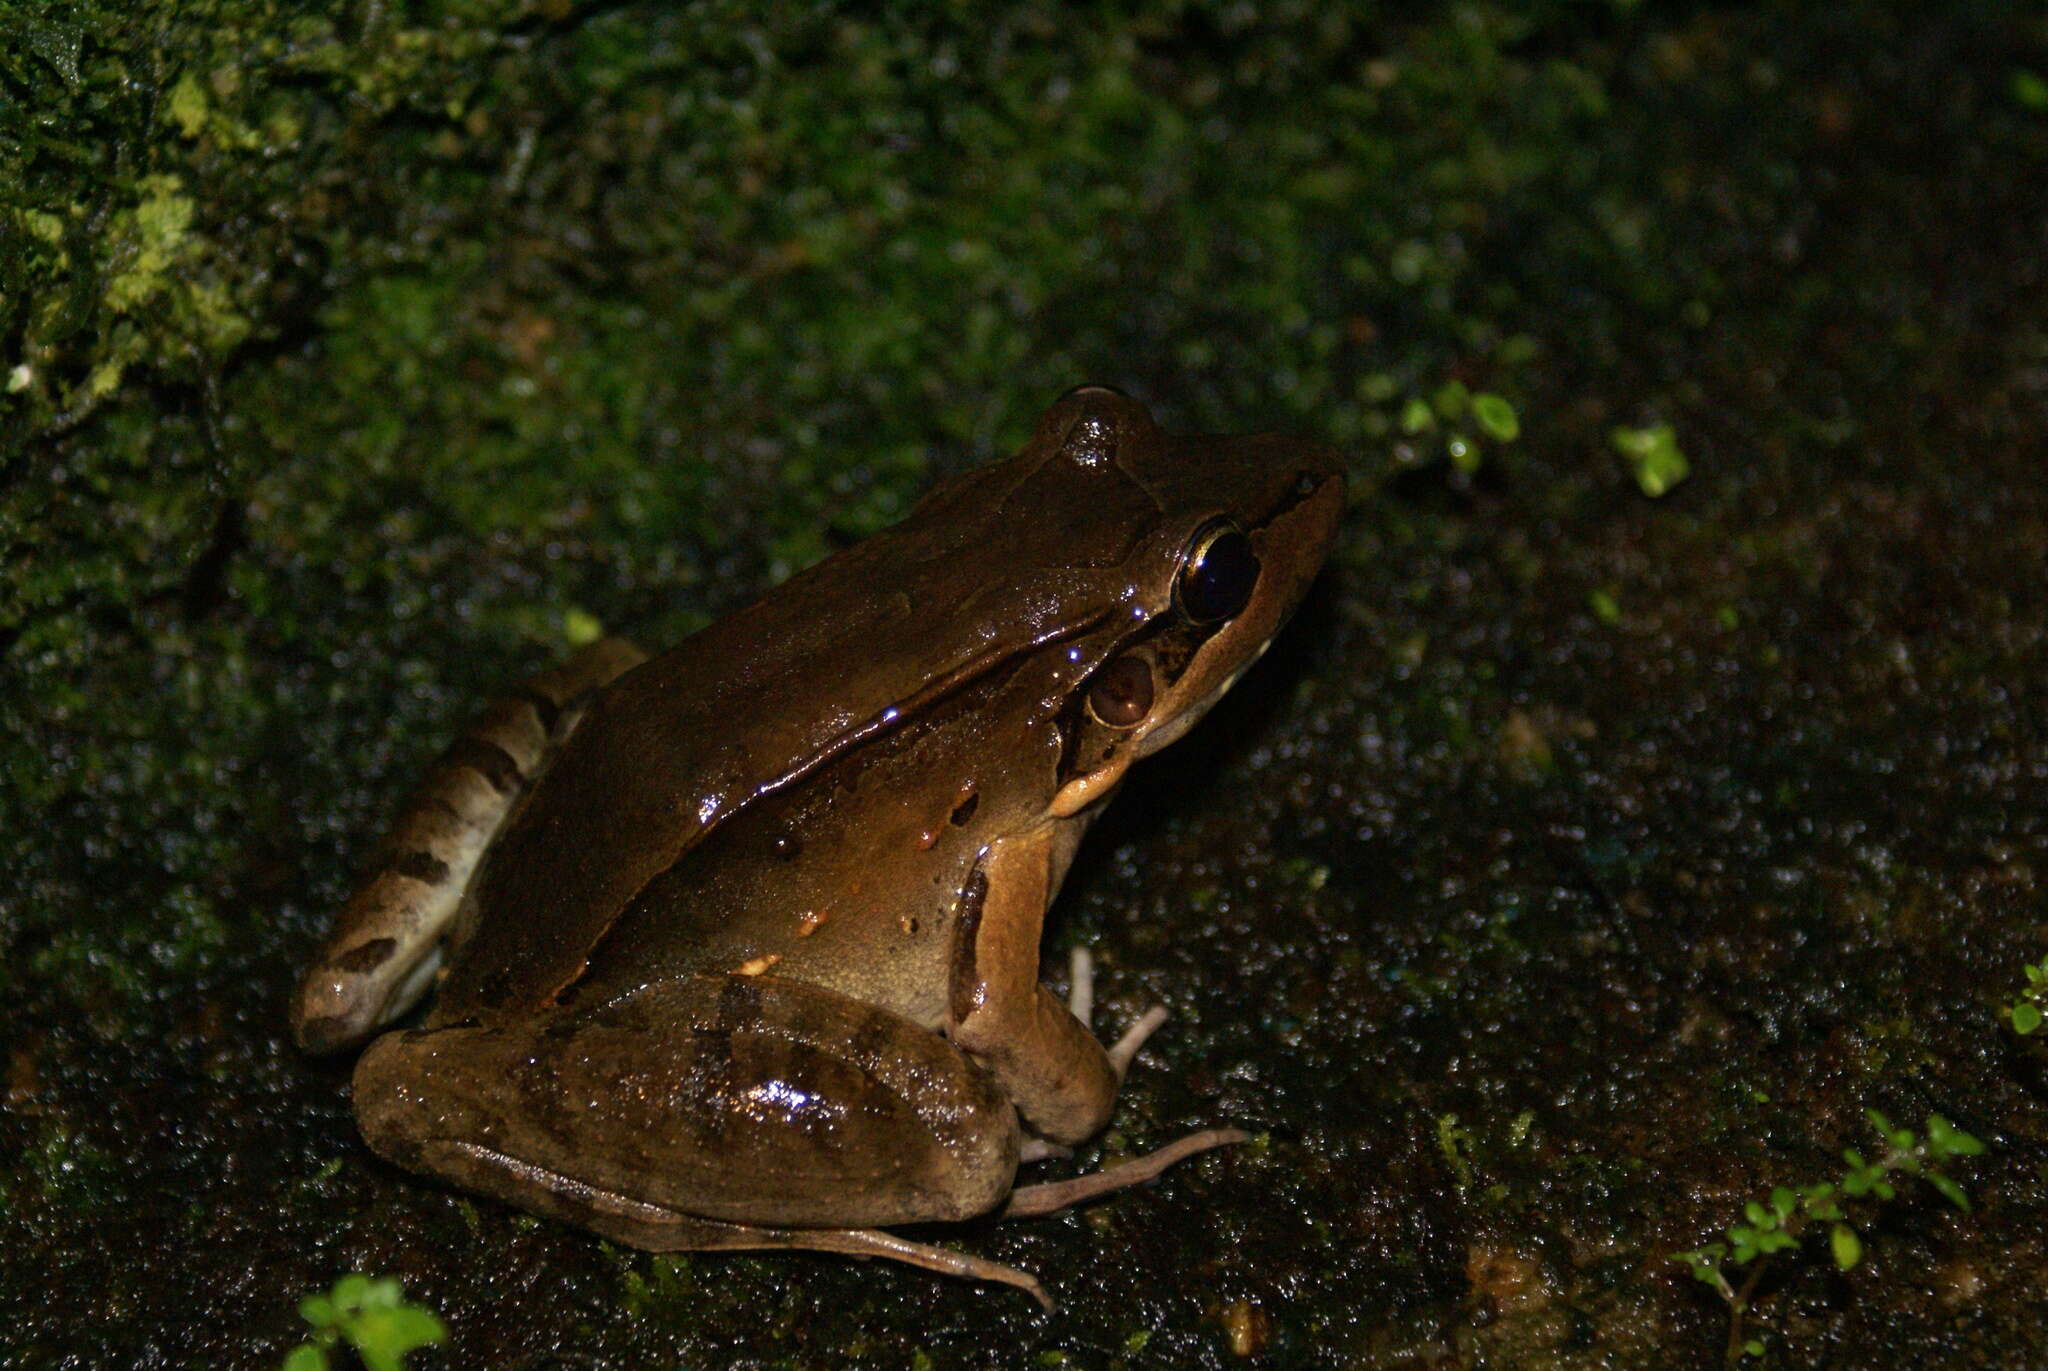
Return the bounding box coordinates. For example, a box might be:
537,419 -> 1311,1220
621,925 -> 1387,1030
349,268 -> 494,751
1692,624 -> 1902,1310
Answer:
1086,654 -> 1155,728
1178,521 -> 1260,624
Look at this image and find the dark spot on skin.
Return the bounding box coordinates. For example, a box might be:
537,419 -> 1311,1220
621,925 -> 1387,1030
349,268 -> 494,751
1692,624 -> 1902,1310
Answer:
329,937 -> 397,974
716,974 -> 764,1032
678,1025 -> 738,1147
390,849 -> 450,884
294,1015 -> 352,1055
949,792 -> 978,826
513,686 -> 563,735
846,1007 -> 897,1076
443,737 -> 524,793
948,866 -> 988,1026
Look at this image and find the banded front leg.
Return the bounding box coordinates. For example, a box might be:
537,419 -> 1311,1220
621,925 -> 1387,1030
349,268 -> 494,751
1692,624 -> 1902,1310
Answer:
292,637 -> 647,1053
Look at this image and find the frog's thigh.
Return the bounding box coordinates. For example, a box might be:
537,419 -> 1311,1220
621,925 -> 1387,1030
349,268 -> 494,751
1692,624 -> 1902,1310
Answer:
293,637 -> 648,1054
353,973 -> 1021,1231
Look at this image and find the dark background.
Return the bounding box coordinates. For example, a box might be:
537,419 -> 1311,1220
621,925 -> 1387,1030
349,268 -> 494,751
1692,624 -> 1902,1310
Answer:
4,2 -> 2045,1367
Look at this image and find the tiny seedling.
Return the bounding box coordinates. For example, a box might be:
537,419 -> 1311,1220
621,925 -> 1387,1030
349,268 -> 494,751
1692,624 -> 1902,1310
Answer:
1398,381 -> 1521,476
2006,954 -> 2048,1035
1674,1109 -> 1983,1367
283,1274 -> 446,1371
1611,422 -> 1689,497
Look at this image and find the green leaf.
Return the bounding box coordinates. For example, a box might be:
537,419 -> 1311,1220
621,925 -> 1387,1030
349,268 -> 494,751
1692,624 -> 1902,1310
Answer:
1679,1248 -> 1725,1282
1769,1186 -> 1796,1220
298,1296 -> 337,1329
332,1274 -> 373,1311
1472,393 -> 1520,441
1925,1114 -> 1985,1156
1927,1173 -> 1970,1212
383,1307 -> 447,1345
1399,397 -> 1435,434
282,1346 -> 328,1371
1610,423 -> 1689,496
1830,1223 -> 1862,1270
2013,68 -> 2048,112
1743,1338 -> 1765,1358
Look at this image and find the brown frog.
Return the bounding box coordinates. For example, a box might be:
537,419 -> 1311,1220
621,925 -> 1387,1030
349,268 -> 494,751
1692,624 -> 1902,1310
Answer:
293,387 -> 1344,1305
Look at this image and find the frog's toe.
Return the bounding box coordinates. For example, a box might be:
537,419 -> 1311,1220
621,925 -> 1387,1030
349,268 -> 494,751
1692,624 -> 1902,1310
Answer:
1064,945 -> 1169,1077
1066,946 -> 1096,1024
1002,1127 -> 1249,1219
1106,1004 -> 1170,1077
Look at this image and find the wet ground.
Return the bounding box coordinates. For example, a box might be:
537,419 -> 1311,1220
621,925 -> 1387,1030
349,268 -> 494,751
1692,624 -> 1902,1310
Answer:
4,3 -> 2045,1368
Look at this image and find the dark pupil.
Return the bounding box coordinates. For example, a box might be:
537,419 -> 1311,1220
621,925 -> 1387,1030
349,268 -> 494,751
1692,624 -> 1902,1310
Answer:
1087,655 -> 1154,727
1181,528 -> 1259,623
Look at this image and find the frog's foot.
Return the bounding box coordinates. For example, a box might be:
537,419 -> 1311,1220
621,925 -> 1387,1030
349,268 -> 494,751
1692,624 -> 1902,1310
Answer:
1029,947 -> 1248,1217
1017,1137 -> 1073,1163
1001,1128 -> 1250,1220
1065,946 -> 1170,1078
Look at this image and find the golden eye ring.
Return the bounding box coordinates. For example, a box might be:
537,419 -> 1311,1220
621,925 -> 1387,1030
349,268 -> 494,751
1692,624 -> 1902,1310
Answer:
1178,521 -> 1260,624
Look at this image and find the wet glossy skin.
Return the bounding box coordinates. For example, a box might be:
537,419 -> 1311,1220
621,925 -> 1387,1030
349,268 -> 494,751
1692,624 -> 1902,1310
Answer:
293,387 -> 1345,1301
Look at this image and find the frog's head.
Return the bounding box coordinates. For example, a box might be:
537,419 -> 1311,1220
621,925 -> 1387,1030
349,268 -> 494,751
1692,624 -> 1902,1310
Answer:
1011,385 -> 1346,818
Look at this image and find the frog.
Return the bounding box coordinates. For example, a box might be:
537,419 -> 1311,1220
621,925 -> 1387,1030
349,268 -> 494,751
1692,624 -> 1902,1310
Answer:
292,386 -> 1345,1306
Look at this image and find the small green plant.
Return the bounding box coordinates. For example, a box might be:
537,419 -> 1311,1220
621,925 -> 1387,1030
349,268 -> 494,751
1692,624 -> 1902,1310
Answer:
1674,1109 -> 1983,1367
1398,381 -> 1520,476
283,1274 -> 446,1371
1611,422 -> 1689,497
2005,954 -> 2048,1034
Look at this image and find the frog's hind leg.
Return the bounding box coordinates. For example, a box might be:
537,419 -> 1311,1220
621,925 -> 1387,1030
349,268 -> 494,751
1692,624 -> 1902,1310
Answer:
400,1144 -> 1053,1309
352,974 -> 1045,1300
292,637 -> 648,1053
1003,946 -> 1248,1217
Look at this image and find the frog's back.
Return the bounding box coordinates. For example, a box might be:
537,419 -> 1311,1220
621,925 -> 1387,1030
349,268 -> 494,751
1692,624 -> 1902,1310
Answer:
430,445 -> 1160,1020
